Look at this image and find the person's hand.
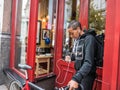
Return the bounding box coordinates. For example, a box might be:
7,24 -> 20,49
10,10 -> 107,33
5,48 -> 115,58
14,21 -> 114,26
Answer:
68,80 -> 78,90
65,56 -> 71,62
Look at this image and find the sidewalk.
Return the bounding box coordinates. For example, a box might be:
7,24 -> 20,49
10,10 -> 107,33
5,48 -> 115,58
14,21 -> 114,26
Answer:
0,85 -> 8,90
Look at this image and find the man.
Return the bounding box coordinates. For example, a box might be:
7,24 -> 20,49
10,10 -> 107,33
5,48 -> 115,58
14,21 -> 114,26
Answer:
65,20 -> 96,90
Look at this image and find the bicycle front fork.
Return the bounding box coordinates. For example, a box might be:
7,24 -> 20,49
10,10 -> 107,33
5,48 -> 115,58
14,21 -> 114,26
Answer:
22,80 -> 30,90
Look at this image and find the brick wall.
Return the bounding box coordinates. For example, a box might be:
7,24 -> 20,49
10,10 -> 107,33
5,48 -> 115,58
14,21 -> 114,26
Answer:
0,36 -> 10,84
0,0 -> 12,84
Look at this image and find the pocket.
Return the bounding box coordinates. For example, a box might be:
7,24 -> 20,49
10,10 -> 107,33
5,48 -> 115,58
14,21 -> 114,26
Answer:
76,45 -> 84,60
74,60 -> 82,70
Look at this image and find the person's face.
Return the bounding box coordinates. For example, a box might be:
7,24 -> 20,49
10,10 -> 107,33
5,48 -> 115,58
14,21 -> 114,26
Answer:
68,27 -> 81,39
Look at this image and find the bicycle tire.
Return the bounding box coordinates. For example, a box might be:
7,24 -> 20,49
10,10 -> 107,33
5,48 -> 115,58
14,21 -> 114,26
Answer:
9,80 -> 22,90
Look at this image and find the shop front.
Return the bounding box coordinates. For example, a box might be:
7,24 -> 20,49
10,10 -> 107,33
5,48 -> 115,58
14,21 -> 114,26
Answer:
8,0 -> 106,90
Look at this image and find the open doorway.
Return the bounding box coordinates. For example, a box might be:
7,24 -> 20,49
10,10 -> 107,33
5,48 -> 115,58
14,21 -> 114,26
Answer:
35,0 -> 57,79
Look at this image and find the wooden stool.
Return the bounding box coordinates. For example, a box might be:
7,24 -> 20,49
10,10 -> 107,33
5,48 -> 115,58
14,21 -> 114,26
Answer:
35,55 -> 52,77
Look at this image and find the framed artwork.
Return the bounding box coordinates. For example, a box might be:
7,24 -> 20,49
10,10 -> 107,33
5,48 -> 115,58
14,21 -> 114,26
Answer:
36,20 -> 41,45
42,29 -> 50,40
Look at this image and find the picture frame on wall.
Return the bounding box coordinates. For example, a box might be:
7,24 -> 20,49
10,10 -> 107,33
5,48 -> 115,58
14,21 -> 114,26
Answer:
42,29 -> 50,40
36,20 -> 41,45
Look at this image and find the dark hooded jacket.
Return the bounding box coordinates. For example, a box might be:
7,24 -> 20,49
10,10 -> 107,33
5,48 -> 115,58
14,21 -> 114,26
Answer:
71,30 -> 97,83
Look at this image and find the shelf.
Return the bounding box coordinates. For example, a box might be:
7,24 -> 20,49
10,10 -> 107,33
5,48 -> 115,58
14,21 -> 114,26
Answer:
36,55 -> 53,58
38,68 -> 48,75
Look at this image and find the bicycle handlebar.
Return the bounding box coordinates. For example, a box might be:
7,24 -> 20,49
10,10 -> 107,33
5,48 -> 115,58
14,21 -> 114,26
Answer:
56,84 -> 84,90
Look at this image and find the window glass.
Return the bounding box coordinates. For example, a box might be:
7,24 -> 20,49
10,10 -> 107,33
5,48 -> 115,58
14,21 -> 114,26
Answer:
62,0 -> 80,58
14,0 -> 30,69
89,0 -> 106,34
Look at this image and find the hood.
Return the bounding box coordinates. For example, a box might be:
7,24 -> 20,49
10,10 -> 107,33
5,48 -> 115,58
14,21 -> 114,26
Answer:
80,29 -> 96,39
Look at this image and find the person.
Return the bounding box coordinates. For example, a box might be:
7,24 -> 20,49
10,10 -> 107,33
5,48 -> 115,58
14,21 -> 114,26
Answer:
65,20 -> 96,90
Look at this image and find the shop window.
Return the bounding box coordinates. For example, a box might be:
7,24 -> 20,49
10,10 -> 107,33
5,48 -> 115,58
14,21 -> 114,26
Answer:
62,0 -> 80,58
14,0 -> 30,70
35,0 -> 57,78
89,0 -> 106,34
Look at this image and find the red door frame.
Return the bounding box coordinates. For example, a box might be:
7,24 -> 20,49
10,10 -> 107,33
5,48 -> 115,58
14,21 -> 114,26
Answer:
54,0 -> 65,86
79,0 -> 89,29
102,0 -> 120,90
54,0 -> 64,73
10,0 -> 17,69
118,48 -> 120,89
10,0 -> 39,81
27,0 -> 39,82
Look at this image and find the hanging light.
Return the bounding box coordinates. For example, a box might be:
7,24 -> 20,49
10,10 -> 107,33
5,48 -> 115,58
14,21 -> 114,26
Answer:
41,0 -> 46,22
42,18 -> 46,22
46,15 -> 49,20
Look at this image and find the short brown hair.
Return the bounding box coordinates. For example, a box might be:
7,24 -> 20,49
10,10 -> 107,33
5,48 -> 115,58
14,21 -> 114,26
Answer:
68,20 -> 82,30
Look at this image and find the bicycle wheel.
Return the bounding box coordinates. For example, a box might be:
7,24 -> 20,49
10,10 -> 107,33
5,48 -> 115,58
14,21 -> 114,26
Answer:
9,80 -> 22,90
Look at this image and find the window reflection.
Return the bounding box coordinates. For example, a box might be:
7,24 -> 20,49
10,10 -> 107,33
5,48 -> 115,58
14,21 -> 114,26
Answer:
89,0 -> 106,34
15,0 -> 30,69
62,0 -> 80,58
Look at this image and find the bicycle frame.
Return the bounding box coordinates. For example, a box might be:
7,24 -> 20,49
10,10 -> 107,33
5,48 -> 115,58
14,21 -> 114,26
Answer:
18,64 -> 44,90
4,64 -> 44,90
22,80 -> 30,90
22,77 -> 44,90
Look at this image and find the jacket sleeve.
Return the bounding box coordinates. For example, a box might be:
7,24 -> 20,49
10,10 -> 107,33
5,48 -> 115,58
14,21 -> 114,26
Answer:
72,35 -> 96,83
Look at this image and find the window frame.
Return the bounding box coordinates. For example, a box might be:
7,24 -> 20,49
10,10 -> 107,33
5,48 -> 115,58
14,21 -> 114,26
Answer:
10,0 -> 39,81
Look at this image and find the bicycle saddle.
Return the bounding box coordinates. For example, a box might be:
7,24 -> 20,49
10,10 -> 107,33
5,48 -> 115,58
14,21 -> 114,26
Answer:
18,64 -> 32,70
